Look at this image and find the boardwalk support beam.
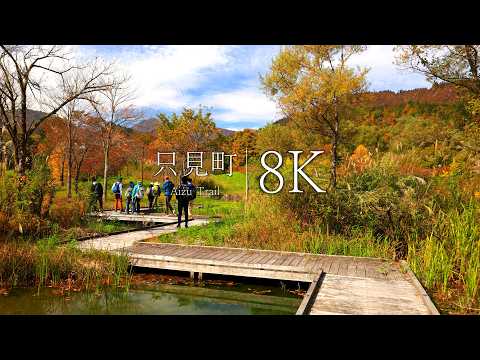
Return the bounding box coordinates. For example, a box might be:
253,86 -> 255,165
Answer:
296,271 -> 324,315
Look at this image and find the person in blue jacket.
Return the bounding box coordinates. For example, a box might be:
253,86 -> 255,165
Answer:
131,181 -> 144,214
162,176 -> 175,215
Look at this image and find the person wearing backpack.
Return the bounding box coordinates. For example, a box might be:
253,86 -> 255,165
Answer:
175,176 -> 192,228
90,177 -> 104,212
132,181 -> 144,214
125,181 -> 134,214
111,177 -> 123,212
147,183 -> 155,211
162,176 -> 175,216
153,181 -> 161,210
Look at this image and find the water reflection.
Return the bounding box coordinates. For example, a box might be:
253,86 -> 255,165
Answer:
0,284 -> 301,315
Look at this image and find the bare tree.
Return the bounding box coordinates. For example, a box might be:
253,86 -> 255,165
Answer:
89,73 -> 139,203
73,143 -> 89,195
0,45 -> 112,175
56,97 -> 89,198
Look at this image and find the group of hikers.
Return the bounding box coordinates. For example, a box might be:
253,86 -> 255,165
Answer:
90,175 -> 196,228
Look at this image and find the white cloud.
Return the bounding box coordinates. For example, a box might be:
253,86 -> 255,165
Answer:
194,86 -> 280,124
350,45 -> 430,91
96,45 -> 234,109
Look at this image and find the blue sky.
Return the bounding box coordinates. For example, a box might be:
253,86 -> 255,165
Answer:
77,45 -> 430,130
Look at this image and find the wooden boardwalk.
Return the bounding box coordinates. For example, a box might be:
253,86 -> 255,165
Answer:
78,220 -> 438,315
121,242 -> 437,315
78,219 -> 209,251
89,210 -> 201,224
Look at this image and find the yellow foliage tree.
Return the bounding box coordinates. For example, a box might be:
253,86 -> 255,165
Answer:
348,144 -> 372,173
261,45 -> 368,189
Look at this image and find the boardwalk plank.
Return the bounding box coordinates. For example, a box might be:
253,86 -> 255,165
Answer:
310,275 -> 432,315
345,258 -> 359,277
227,250 -> 250,263
258,253 -> 276,265
264,253 -> 284,265
337,260 -> 351,276
290,255 -> 307,268
236,251 -> 257,264
243,252 -> 265,264
220,249 -> 246,262
213,250 -> 237,262
281,255 -> 299,267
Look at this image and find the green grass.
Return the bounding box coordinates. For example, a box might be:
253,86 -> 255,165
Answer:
149,196 -> 244,246
302,229 -> 394,259
155,217 -> 240,247
209,172 -> 246,196
193,196 -> 243,217
84,220 -> 138,235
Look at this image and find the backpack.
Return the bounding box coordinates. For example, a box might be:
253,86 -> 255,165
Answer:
125,187 -> 133,200
164,181 -> 174,195
153,184 -> 160,196
112,182 -> 120,194
188,183 -> 197,201
94,182 -> 103,195
175,183 -> 190,203
136,186 -> 144,199
147,187 -> 154,197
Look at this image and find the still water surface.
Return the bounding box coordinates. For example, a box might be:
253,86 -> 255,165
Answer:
0,282 -> 302,315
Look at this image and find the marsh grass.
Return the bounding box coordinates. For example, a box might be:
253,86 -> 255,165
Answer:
407,201 -> 480,310
0,239 -> 132,293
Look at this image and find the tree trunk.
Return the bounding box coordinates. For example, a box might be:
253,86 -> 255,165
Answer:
66,123 -> 73,198
13,141 -> 21,174
75,150 -> 87,195
103,145 -> 109,204
14,139 -> 31,175
330,132 -> 338,190
60,154 -> 65,186
75,170 -> 79,194
330,110 -> 340,190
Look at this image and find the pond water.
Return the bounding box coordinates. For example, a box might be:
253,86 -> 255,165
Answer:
0,275 -> 303,315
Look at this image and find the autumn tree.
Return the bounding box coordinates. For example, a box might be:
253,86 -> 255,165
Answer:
35,115 -> 68,182
395,45 -> 480,115
262,45 -> 368,189
229,129 -> 257,167
89,73 -> 138,203
151,107 -> 221,181
256,122 -> 321,157
132,130 -> 155,183
0,45 -> 112,175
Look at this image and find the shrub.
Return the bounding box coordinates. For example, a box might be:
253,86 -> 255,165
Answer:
273,153 -> 433,257
50,198 -> 87,228
0,156 -> 55,236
